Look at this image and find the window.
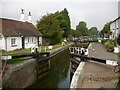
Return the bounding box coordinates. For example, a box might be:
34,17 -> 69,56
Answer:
27,37 -> 35,44
11,38 -> 17,47
0,33 -> 2,40
32,37 -> 34,43
28,37 -> 30,43
0,36 -> 2,40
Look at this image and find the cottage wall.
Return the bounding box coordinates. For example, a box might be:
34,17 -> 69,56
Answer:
0,36 -> 42,51
0,37 -> 6,50
6,37 -> 22,51
39,37 -> 42,45
110,18 -> 120,39
118,18 -> 120,35
24,36 -> 38,48
110,22 -> 115,39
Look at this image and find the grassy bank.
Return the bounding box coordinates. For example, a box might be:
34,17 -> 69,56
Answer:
1,41 -> 72,64
115,53 -> 120,56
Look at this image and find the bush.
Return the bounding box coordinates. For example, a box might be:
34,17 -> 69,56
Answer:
101,39 -> 108,44
109,39 -> 114,43
105,43 -> 114,52
108,39 -> 117,46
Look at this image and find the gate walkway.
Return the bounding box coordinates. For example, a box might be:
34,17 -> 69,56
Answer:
77,61 -> 118,88
88,43 -> 118,61
76,43 -> 118,88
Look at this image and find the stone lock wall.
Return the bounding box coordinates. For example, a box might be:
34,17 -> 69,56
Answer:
3,59 -> 37,88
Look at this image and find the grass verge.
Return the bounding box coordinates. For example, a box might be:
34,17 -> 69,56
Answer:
2,58 -> 28,64
115,53 -> 120,56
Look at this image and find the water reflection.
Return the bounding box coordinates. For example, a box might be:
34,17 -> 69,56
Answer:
29,49 -> 70,88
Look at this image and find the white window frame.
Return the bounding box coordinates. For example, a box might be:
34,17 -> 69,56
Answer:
11,38 -> 17,47
0,33 -> 2,40
27,37 -> 35,44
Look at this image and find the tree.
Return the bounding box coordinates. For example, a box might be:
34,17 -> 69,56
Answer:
54,8 -> 71,38
76,21 -> 89,36
89,27 -> 98,36
70,29 -> 81,37
100,22 -> 110,37
36,14 -> 64,44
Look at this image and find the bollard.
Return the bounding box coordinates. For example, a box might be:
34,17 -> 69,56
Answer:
31,47 -> 35,54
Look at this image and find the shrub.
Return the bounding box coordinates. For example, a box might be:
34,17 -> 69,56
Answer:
101,39 -> 107,44
105,43 -> 114,52
109,39 -> 114,43
108,39 -> 117,46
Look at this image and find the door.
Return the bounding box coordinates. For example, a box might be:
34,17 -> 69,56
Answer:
22,37 -> 25,49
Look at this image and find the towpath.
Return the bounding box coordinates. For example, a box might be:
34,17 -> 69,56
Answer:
88,43 -> 118,61
77,43 -> 118,88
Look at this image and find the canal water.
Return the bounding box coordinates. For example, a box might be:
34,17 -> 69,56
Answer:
29,49 -> 70,88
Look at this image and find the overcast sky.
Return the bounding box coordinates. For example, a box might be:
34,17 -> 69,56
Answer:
1,0 -> 119,31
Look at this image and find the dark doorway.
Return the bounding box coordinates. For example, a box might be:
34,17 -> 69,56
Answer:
22,37 -> 25,49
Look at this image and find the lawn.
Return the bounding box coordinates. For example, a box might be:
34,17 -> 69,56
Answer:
2,58 -> 29,64
115,53 -> 120,56
2,41 -> 72,56
1,41 -> 73,64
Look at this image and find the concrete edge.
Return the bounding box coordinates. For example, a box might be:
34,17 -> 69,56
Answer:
88,43 -> 92,49
70,62 -> 85,88
70,43 -> 91,88
50,43 -> 74,57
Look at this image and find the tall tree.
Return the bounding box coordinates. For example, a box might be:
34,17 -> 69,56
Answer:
100,22 -> 110,37
70,29 -> 81,37
54,8 -> 71,38
36,14 -> 64,44
89,27 -> 98,36
76,21 -> 89,36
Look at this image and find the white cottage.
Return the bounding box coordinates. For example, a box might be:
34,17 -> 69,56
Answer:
0,10 -> 42,51
110,17 -> 120,39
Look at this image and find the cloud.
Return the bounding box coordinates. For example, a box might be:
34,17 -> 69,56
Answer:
1,1 -> 119,31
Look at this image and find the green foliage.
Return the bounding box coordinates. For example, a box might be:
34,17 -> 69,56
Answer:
36,14 -> 64,44
53,8 -> 71,38
70,29 -> 81,37
108,39 -> 116,46
115,53 -> 120,56
76,21 -> 90,36
105,43 -> 114,52
89,27 -> 98,36
100,22 -> 110,36
101,39 -> 108,44
2,58 -> 28,64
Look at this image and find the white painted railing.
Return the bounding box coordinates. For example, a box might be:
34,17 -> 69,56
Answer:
69,47 -> 88,56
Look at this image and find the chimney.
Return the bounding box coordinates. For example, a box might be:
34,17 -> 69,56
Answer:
28,12 -> 32,23
20,9 -> 25,22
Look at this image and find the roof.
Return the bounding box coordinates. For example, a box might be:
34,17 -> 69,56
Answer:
110,16 -> 120,24
0,18 -> 42,37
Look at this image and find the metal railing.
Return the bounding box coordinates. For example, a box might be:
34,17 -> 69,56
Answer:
70,53 -> 106,64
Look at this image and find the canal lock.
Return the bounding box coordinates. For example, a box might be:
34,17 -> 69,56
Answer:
69,43 -> 89,81
30,43 -> 89,88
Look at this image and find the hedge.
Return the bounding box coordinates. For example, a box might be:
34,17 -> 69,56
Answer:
101,39 -> 108,44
